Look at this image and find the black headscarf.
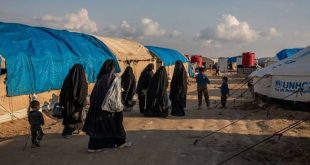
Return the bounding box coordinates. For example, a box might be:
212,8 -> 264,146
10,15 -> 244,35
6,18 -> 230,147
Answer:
145,66 -> 168,117
97,59 -> 116,80
83,59 -> 126,138
170,60 -> 187,100
136,63 -> 154,94
59,64 -> 88,125
121,66 -> 136,103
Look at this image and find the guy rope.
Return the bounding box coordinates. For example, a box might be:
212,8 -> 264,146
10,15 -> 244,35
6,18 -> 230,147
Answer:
217,76 -> 266,115
217,115 -> 310,165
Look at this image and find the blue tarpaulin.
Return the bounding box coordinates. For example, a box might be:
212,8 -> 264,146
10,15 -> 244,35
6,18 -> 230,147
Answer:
0,22 -> 120,96
188,63 -> 194,77
145,46 -> 188,66
276,48 -> 303,61
228,56 -> 242,63
228,57 -> 237,63
0,55 -> 2,74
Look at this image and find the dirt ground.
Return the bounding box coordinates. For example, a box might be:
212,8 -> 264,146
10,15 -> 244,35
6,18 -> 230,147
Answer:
0,73 -> 310,165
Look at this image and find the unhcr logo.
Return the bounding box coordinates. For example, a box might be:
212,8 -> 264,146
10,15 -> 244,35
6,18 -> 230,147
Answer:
275,80 -> 282,90
274,80 -> 310,93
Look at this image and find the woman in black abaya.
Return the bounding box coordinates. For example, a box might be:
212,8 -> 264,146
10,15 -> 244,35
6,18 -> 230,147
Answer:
144,66 -> 169,118
82,60 -> 130,152
136,64 -> 154,114
170,60 -> 187,116
121,66 -> 136,109
60,64 -> 88,138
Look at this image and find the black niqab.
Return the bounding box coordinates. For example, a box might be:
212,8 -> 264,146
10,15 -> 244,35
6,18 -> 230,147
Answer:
121,66 -> 136,106
136,63 -> 154,94
60,64 -> 88,125
170,60 -> 187,116
145,66 -> 169,117
82,59 -> 126,139
170,60 -> 187,100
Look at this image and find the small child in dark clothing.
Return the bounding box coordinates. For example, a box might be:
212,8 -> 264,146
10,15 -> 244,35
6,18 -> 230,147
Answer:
28,100 -> 44,147
220,77 -> 230,108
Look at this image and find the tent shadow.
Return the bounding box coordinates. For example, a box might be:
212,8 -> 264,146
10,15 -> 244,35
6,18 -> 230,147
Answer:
124,98 -> 308,121
0,130 -> 309,165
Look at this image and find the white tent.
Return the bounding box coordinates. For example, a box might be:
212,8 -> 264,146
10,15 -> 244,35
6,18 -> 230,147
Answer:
249,46 -> 310,102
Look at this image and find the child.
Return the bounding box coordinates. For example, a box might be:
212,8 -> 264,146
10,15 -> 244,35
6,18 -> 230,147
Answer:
220,77 -> 230,109
28,100 -> 44,147
196,67 -> 210,109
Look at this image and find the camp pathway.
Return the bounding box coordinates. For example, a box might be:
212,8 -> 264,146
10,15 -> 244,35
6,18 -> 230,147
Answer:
1,107 -> 310,164
0,77 -> 310,165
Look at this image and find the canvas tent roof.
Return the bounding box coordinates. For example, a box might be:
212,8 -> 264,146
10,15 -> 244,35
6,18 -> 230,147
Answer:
271,47 -> 310,76
145,46 -> 188,66
95,36 -> 154,61
267,48 -> 303,64
250,46 -> 310,77
0,22 -> 120,96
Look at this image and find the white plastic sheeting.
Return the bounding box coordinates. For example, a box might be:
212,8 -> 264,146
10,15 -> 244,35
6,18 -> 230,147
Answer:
250,46 -> 310,102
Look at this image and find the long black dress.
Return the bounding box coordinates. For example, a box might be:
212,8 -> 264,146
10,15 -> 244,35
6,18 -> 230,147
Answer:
144,66 -> 169,118
170,60 -> 187,116
121,66 -> 136,108
136,64 -> 154,113
82,60 -> 127,149
59,64 -> 88,136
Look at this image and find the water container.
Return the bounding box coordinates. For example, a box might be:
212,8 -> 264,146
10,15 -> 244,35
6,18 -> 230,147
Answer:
242,52 -> 255,67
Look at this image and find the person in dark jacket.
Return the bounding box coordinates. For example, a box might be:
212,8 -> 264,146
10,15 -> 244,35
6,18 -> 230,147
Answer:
170,60 -> 187,116
121,66 -> 136,111
136,64 -> 154,114
144,66 -> 169,118
59,64 -> 88,138
28,100 -> 44,147
82,60 -> 130,153
196,68 -> 211,109
220,76 -> 230,109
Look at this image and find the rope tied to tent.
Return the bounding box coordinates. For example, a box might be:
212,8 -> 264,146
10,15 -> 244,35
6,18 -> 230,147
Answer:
265,87 -> 306,118
193,109 -> 261,146
0,103 -> 20,120
216,87 -> 309,164
213,77 -> 250,110
217,115 -> 310,165
217,76 -> 266,115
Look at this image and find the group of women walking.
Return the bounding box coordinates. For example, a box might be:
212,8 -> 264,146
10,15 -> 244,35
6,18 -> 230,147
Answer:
59,59 -> 188,152
139,61 -> 188,117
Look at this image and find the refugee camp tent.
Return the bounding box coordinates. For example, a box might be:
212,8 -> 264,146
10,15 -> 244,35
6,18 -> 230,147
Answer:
250,46 -> 310,103
218,57 -> 228,72
145,46 -> 190,78
0,22 -> 120,121
228,56 -> 242,70
270,47 -> 310,102
202,56 -> 215,69
95,37 -> 156,79
266,48 -> 303,66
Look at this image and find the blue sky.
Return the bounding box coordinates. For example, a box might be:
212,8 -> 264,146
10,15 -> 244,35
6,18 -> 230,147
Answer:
0,0 -> 309,57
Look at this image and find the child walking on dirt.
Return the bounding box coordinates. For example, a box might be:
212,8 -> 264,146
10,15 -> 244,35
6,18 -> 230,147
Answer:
220,77 -> 230,109
28,100 -> 44,148
196,67 -> 210,109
